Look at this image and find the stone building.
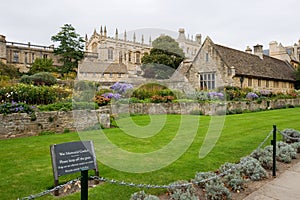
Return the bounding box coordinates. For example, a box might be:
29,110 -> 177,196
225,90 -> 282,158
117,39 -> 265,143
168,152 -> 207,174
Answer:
0,34 -> 60,72
177,28 -> 201,60
83,26 -> 151,79
79,27 -> 202,84
268,40 -> 300,69
179,37 -> 296,93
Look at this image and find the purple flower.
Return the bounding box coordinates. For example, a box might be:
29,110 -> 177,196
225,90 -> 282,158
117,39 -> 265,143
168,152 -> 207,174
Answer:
208,92 -> 224,100
246,92 -> 259,100
110,82 -> 133,95
102,93 -> 121,100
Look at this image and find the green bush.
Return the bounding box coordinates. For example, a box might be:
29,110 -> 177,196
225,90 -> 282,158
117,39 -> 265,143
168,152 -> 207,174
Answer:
38,102 -> 99,111
0,84 -> 71,105
130,191 -> 159,200
193,171 -> 221,188
132,83 -> 172,100
276,142 -> 297,163
240,156 -> 267,181
168,180 -> 198,200
281,129 -> 300,143
20,72 -> 57,86
205,181 -> 232,200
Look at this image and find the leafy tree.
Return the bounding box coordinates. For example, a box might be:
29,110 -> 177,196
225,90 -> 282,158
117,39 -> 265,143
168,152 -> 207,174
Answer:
29,58 -> 55,75
141,35 -> 184,79
51,24 -> 84,77
0,61 -> 21,79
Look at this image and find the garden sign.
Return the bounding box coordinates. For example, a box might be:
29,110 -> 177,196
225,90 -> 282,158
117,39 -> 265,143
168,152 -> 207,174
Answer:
50,141 -> 99,195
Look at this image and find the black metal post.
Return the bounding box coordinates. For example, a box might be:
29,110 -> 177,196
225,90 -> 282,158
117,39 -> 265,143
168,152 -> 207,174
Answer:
271,125 -> 277,177
81,170 -> 89,200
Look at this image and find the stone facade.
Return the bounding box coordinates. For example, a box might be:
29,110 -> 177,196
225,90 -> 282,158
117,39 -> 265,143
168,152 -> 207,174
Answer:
268,40 -> 300,69
0,109 -> 110,139
179,37 -> 296,93
111,98 -> 300,116
0,34 -> 60,72
79,27 -> 202,84
1,99 -> 300,139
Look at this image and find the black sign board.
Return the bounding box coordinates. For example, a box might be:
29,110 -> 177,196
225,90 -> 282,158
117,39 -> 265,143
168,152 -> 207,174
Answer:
50,141 -> 98,184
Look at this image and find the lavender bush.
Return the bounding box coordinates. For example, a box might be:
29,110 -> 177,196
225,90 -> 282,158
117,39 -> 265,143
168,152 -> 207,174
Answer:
246,92 -> 259,100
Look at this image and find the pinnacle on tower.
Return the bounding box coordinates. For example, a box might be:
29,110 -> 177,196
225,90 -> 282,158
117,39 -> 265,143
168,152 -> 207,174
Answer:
124,30 -> 127,41
115,28 -> 118,40
149,36 -> 152,45
133,32 -> 136,43
141,34 -> 144,44
104,26 -> 107,38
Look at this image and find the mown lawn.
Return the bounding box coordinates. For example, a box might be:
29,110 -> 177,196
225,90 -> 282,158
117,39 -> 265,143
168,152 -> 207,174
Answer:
0,108 -> 300,199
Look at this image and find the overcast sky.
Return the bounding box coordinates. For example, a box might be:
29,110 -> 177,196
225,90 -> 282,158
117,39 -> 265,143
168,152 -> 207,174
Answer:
1,0 -> 299,51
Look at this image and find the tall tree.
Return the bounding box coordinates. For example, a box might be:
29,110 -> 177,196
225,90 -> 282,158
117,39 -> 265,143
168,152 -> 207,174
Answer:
51,24 -> 84,77
141,35 -> 185,79
28,57 -> 54,75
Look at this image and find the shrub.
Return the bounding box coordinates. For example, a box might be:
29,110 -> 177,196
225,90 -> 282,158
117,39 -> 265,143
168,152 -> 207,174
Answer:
222,172 -> 245,192
0,84 -> 71,105
246,92 -> 259,100
93,95 -> 111,106
218,162 -> 246,192
38,102 -> 99,112
110,82 -> 133,96
291,142 -> 300,153
150,95 -> 174,103
250,147 -> 273,169
205,181 -> 231,200
240,156 -> 267,181
132,83 -> 173,100
0,101 -> 35,115
193,171 -> 221,188
208,92 -> 225,100
276,142 -> 297,163
168,180 -> 198,200
189,109 -> 204,115
280,129 -> 300,143
20,72 -> 57,86
74,80 -> 98,91
130,191 -> 159,200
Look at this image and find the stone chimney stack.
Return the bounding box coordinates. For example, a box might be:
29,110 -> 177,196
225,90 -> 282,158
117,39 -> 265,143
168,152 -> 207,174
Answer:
0,35 -> 7,63
177,28 -> 186,41
245,46 -> 252,54
253,44 -> 263,59
195,34 -> 202,45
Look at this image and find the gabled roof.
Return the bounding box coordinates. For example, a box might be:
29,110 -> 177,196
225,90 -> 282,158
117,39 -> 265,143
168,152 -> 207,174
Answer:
213,43 -> 296,81
78,61 -> 127,74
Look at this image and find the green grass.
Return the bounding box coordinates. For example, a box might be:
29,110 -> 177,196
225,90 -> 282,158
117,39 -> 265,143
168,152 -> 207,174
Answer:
0,108 -> 300,199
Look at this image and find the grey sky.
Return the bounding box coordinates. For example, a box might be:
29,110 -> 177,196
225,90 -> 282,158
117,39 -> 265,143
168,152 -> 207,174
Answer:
1,0 -> 299,51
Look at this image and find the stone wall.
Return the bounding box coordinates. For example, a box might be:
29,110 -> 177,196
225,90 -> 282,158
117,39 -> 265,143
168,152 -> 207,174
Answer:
111,98 -> 300,116
0,109 -> 110,139
1,98 -> 300,139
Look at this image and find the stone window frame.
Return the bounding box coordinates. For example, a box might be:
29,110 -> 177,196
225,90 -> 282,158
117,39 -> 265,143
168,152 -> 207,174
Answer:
199,71 -> 216,90
248,78 -> 253,87
108,47 -> 114,60
13,51 -> 19,63
135,51 -> 141,64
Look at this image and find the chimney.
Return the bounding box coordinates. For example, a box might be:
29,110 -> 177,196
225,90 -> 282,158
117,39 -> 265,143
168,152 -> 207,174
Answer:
253,44 -> 263,59
177,28 -> 186,41
245,46 -> 252,54
269,41 -> 278,57
195,34 -> 202,45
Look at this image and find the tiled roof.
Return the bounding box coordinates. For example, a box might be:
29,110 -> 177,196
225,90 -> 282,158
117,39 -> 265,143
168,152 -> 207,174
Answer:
78,61 -> 127,74
213,44 -> 295,81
